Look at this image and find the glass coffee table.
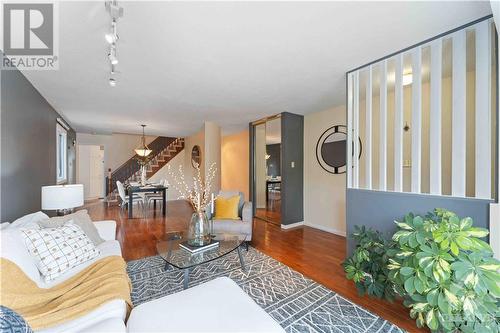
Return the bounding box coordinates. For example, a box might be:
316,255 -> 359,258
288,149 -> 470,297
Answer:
156,232 -> 247,289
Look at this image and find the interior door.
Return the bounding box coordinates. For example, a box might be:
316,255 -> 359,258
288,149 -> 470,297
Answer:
77,145 -> 104,200
89,146 -> 105,199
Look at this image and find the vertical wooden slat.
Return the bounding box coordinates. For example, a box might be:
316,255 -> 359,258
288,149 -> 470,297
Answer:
353,71 -> 360,188
475,21 -> 492,199
411,47 -> 422,193
379,60 -> 387,191
347,73 -> 353,188
365,66 -> 373,189
452,30 -> 466,197
430,39 -> 442,195
394,54 -> 404,192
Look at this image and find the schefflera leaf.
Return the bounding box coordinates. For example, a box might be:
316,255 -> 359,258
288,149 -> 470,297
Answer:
389,208 -> 500,333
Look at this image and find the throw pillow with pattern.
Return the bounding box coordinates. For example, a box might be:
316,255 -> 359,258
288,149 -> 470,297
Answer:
0,305 -> 33,333
20,222 -> 100,281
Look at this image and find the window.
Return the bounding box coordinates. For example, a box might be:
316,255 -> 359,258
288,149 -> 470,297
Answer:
56,123 -> 67,183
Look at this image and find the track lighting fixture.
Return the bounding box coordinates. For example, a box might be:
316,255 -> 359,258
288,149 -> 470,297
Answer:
104,1 -> 123,85
105,20 -> 118,44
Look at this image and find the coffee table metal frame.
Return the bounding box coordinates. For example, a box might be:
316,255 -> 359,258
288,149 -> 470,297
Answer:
156,232 -> 247,289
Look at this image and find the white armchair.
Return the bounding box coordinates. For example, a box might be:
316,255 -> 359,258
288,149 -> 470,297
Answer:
207,191 -> 253,244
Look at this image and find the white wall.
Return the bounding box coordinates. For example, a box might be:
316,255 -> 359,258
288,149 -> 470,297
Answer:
221,130 -> 250,200
76,133 -> 155,174
179,122 -> 222,198
204,121 -> 221,194
304,106 -> 347,236
148,150 -> 186,201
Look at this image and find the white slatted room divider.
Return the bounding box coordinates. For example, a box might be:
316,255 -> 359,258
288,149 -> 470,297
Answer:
346,17 -> 496,200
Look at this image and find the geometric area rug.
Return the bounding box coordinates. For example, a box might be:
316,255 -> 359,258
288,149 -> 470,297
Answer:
126,246 -> 404,333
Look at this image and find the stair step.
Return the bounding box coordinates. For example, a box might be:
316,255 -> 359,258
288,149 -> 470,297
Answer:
108,137 -> 185,195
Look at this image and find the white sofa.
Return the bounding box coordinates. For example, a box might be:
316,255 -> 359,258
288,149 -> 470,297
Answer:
1,216 -> 127,333
1,212 -> 284,333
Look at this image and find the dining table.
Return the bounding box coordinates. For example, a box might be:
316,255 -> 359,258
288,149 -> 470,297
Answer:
127,184 -> 167,218
265,179 -> 281,203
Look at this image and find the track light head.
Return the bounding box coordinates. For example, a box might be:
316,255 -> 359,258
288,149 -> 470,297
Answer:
108,45 -> 118,65
105,33 -> 118,44
109,78 -> 116,87
105,20 -> 119,44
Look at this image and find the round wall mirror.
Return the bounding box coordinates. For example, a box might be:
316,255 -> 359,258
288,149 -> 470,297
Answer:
191,145 -> 201,168
316,125 -> 362,174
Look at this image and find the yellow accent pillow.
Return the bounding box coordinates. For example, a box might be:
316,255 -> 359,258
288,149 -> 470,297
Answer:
214,195 -> 240,220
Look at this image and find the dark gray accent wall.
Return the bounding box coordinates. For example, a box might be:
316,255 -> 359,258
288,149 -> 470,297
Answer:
281,112 -> 304,225
1,66 -> 75,221
266,144 -> 281,177
346,189 -> 493,256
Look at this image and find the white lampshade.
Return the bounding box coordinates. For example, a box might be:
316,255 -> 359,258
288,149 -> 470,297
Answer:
41,184 -> 84,210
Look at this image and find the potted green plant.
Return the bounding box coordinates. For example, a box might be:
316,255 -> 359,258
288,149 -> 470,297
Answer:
344,209 -> 500,333
342,225 -> 396,301
388,209 -> 499,332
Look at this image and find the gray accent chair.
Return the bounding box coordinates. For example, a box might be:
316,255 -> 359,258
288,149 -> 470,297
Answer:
207,191 -> 253,245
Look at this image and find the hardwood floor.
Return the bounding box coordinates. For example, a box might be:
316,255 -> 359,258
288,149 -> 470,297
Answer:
255,191 -> 281,225
85,199 -> 422,332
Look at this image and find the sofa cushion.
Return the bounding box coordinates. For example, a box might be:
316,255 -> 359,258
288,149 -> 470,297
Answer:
10,211 -> 48,229
0,305 -> 33,333
213,219 -> 251,237
36,300 -> 127,333
20,223 -> 100,281
0,228 -> 42,285
127,277 -> 284,332
38,210 -> 105,246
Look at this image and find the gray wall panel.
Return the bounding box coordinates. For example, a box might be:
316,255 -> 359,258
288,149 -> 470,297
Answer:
1,67 -> 75,221
346,189 -> 492,256
281,112 -> 304,225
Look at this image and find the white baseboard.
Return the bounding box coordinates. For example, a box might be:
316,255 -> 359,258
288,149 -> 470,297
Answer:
280,221 -> 304,229
279,221 -> 346,236
304,222 -> 346,237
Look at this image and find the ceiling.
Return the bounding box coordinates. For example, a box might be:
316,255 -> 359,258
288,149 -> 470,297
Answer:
20,1 -> 492,137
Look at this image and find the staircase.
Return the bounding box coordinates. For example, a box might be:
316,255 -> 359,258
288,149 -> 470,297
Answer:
106,137 -> 185,195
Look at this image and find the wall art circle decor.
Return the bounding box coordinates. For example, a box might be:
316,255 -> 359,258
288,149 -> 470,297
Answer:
315,125 -> 362,174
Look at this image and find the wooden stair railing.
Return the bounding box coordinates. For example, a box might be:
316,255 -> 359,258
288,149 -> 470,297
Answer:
105,137 -> 185,195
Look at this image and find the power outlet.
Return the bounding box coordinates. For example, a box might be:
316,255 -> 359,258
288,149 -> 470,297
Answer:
291,161 -> 295,168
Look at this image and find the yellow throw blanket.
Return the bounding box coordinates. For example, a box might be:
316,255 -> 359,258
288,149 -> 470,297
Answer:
0,255 -> 132,330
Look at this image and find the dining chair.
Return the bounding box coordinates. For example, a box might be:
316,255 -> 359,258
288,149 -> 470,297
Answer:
116,181 -> 145,213
145,179 -> 168,214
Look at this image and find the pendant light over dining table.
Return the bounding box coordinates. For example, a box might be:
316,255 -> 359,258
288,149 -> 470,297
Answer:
135,124 -> 152,157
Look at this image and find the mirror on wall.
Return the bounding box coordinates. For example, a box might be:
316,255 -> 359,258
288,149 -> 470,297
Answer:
191,145 -> 201,168
253,117 -> 281,225
316,125 -> 362,174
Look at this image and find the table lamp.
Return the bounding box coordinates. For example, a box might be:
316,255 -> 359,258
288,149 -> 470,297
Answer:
41,184 -> 84,215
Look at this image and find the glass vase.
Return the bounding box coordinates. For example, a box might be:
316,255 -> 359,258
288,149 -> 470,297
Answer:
187,211 -> 211,246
